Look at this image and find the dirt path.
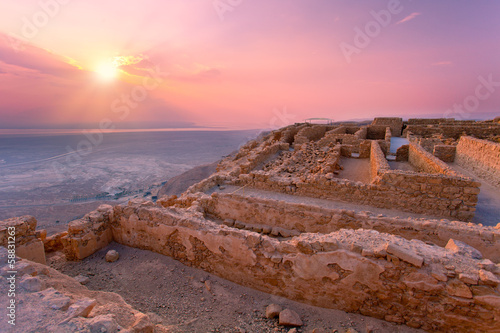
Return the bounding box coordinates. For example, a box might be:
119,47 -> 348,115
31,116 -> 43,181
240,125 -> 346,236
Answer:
57,243 -> 422,333
447,163 -> 500,226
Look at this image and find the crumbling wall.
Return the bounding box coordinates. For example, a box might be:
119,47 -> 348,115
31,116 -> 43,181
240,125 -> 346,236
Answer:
294,125 -> 328,146
0,215 -> 46,264
109,200 -> 500,332
202,193 -> 500,262
239,167 -> 479,221
456,136 -> 500,187
59,205 -> 114,260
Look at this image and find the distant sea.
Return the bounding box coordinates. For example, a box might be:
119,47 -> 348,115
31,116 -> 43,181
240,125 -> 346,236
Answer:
0,129 -> 259,232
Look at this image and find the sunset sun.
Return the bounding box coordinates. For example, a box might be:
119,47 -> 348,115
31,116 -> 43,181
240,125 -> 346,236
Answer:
95,61 -> 118,81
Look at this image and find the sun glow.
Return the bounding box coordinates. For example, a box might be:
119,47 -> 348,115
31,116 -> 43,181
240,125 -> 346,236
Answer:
95,62 -> 118,81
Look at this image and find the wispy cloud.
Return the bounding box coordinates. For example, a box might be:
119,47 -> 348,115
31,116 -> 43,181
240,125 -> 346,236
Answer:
432,61 -> 453,66
396,12 -> 421,25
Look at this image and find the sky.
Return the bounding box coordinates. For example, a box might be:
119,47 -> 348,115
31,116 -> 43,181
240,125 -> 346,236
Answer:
0,0 -> 499,130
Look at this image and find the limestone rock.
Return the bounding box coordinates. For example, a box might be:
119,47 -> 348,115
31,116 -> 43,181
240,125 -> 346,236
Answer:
105,250 -> 120,262
265,304 -> 282,319
445,239 -> 482,259
278,309 -> 303,327
89,314 -> 119,333
20,275 -> 45,292
74,274 -> 90,285
385,243 -> 423,267
131,313 -> 154,333
479,269 -> 500,286
65,298 -> 97,319
39,288 -> 71,310
446,279 -> 473,299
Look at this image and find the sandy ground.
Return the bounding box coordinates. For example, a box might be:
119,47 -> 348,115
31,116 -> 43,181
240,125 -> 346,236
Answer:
338,158 -> 370,183
57,243 -> 422,333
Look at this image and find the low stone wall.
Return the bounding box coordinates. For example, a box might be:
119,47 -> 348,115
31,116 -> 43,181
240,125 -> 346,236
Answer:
404,124 -> 500,140
294,125 -> 329,146
59,205 -> 114,260
433,145 -> 456,162
408,142 -> 458,176
238,166 -> 479,220
0,216 -> 46,264
203,192 -> 500,262
396,144 -> 409,161
372,117 -> 403,137
106,200 -> 500,332
367,126 -> 387,140
456,136 -> 500,187
370,140 -> 390,182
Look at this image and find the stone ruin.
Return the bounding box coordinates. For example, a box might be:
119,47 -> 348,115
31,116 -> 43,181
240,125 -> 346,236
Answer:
1,117 -> 500,332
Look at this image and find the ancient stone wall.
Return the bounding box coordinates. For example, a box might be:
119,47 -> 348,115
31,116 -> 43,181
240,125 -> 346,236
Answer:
408,142 -> 458,176
238,167 -> 478,221
107,200 -> 500,332
203,192 -> 500,262
59,205 -> 114,260
371,117 -> 403,137
404,124 -> 500,140
370,140 -> 390,182
433,145 -> 456,162
456,136 -> 500,187
407,118 -> 450,125
366,126 -> 387,140
0,215 -> 46,264
294,125 -> 328,146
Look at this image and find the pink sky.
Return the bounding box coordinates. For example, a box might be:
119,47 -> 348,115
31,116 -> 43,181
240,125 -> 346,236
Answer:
0,0 -> 499,129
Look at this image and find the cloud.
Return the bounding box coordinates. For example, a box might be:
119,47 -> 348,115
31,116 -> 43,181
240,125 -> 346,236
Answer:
431,61 -> 453,66
396,12 -> 421,25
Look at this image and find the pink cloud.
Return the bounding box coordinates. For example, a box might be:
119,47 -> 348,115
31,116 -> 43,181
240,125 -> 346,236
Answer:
396,12 -> 421,25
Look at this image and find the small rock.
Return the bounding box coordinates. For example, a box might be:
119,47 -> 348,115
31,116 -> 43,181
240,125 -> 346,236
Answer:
131,313 -> 154,333
479,269 -> 500,286
446,279 -> 473,298
63,298 -> 97,321
266,304 -> 282,319
74,274 -> 90,285
89,314 -> 118,333
205,280 -> 212,292
445,239 -> 482,259
105,250 -> 120,262
278,309 -> 303,327
288,328 -> 297,333
20,276 -> 45,292
458,273 -> 478,285
346,329 -> 359,333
